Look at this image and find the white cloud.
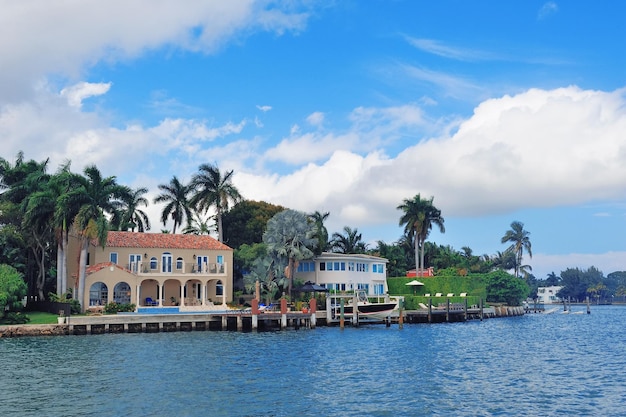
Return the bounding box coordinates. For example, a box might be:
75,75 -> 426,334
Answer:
232,86 -> 626,245
60,82 -> 111,108
405,37 -> 490,61
256,105 -> 272,112
306,111 -> 325,127
0,1 -> 313,104
538,2 -> 559,20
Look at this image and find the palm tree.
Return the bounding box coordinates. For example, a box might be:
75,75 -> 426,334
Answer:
153,176 -> 193,234
190,164 -> 243,242
183,212 -> 214,235
501,220 -> 532,278
70,165 -> 126,310
263,209 -> 316,300
331,226 -> 368,254
397,194 -> 445,276
51,163 -> 82,295
491,249 -> 517,272
113,187 -> 151,232
308,211 -> 330,254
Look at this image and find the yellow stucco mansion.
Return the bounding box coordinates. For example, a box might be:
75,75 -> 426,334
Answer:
67,231 -> 234,311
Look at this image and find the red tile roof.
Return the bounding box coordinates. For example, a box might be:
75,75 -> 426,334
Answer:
86,261 -> 131,275
100,231 -> 232,251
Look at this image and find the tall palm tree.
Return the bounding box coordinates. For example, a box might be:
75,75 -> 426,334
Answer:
263,209 -> 316,300
70,165 -> 126,310
190,163 -> 242,242
397,194 -> 445,276
113,186 -> 151,232
153,176 -> 193,234
331,226 -> 368,254
501,220 -> 532,278
308,211 -> 330,254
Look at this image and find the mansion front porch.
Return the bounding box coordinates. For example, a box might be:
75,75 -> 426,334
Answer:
85,262 -> 230,312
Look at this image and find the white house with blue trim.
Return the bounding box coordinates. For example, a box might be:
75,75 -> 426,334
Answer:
294,252 -> 389,296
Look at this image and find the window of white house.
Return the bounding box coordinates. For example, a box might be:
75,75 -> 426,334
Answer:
150,257 -> 158,270
374,284 -> 384,295
372,264 -> 384,273
216,280 -> 224,296
297,262 -> 315,272
319,263 -> 326,271
348,262 -> 355,271
176,257 -> 184,270
110,252 -> 118,264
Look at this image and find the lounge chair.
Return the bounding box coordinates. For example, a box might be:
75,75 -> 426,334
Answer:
435,293 -> 442,297
447,293 -> 454,297
145,297 -> 158,306
460,293 -> 467,297
424,293 -> 431,297
418,302 -> 429,309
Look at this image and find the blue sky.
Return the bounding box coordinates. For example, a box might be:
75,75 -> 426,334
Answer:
2,1 -> 625,278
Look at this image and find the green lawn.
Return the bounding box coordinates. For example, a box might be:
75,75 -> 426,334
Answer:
26,311 -> 59,324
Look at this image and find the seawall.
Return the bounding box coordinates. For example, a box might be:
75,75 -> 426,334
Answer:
0,324 -> 69,338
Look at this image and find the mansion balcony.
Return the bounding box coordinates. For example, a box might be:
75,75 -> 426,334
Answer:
126,261 -> 228,276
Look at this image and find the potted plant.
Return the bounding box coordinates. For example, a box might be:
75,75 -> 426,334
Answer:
57,310 -> 66,324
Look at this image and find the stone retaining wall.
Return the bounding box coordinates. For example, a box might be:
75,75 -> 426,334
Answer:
0,324 -> 68,338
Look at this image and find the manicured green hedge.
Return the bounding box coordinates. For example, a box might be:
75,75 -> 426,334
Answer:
387,275 -> 487,299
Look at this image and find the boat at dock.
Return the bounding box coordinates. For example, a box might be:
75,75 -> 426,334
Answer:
338,290 -> 398,321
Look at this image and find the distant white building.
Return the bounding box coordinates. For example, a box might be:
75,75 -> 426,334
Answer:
536,286 -> 563,304
293,252 -> 389,296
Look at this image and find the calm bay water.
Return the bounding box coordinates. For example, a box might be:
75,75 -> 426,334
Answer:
1,305 -> 625,416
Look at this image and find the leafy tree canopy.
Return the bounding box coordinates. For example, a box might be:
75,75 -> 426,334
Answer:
0,264 -> 27,313
222,200 -> 285,248
485,270 -> 529,306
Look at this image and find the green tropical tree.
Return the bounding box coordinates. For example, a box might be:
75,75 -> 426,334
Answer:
51,163 -> 82,295
501,221 -> 532,278
69,165 -> 126,310
190,164 -> 243,242
397,194 -> 445,276
331,226 -> 367,254
221,200 -> 284,247
113,186 -> 151,232
154,176 -> 193,234
485,270 -> 530,306
0,152 -> 54,299
0,264 -> 28,316
263,209 -> 316,300
183,212 -> 214,235
308,211 -> 330,254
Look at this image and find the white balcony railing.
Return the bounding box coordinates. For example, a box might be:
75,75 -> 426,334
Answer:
127,261 -> 227,276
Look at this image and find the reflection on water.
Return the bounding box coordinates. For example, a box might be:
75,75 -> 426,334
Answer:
1,306 -> 625,416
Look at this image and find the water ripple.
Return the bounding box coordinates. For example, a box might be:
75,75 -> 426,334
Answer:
1,306 -> 626,416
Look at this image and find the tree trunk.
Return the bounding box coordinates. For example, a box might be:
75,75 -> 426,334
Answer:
420,242 -> 426,277
61,234 -> 68,294
56,241 -> 63,295
78,238 -> 88,312
217,211 -> 223,242
414,237 -> 420,275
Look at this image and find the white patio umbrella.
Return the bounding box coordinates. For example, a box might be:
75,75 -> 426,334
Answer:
405,279 -> 425,295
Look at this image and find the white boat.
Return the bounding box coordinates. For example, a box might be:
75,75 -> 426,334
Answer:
340,290 -> 398,321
